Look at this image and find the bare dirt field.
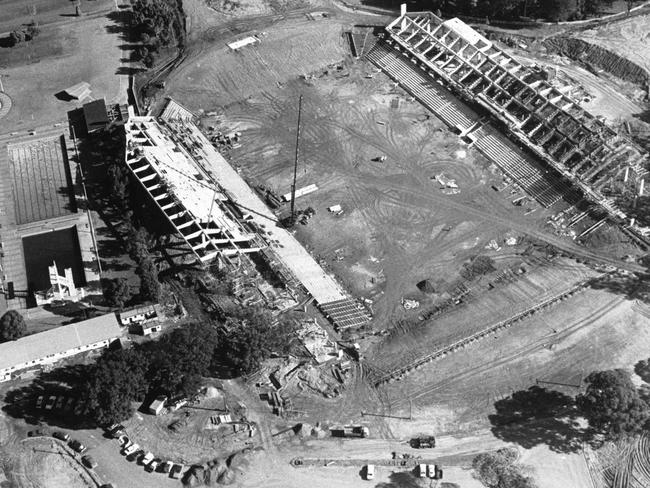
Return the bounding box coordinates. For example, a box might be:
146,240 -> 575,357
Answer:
0,0 -> 114,33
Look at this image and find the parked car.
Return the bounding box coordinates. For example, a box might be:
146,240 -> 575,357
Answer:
82,455 -> 98,469
140,452 -> 154,466
108,424 -> 125,438
123,443 -> 139,456
54,396 -> 66,410
418,464 -> 427,478
365,464 -> 375,480
64,398 -> 76,412
127,449 -> 144,462
118,434 -> 129,446
159,461 -> 171,474
44,396 -> 56,410
170,463 -> 183,479
146,459 -> 159,472
53,431 -> 70,442
427,464 -> 436,478
69,439 -> 86,453
35,395 -> 44,409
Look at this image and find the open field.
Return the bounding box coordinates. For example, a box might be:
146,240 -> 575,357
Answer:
0,10 -> 127,132
0,0 -> 114,33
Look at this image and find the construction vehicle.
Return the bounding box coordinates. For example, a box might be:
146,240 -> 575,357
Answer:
411,435 -> 436,448
330,425 -> 369,438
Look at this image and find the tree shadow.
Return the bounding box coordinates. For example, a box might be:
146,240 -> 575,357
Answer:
488,386 -> 598,453
586,273 -> 650,304
375,471 -> 423,488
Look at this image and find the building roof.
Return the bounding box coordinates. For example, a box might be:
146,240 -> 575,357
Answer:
83,98 -> 109,133
0,313 -> 123,371
64,82 -> 91,100
119,304 -> 158,319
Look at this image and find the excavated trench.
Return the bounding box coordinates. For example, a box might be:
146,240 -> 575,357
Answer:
544,37 -> 650,88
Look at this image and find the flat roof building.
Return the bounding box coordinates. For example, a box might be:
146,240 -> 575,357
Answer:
0,313 -> 123,382
83,98 -> 110,133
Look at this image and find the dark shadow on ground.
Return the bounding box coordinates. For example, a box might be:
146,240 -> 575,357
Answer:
54,90 -> 75,102
2,364 -> 97,430
488,386 -> 598,453
375,471 -> 425,487
587,273 -> 650,304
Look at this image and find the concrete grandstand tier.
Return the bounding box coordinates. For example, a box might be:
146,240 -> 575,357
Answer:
385,10 -> 649,224
124,116 -> 264,263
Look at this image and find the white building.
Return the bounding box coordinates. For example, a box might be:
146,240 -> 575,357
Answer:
0,313 -> 124,382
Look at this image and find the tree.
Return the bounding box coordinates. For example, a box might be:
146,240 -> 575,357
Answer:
9,30 -> 25,46
472,449 -> 537,488
101,277 -> 131,310
84,349 -> 148,425
0,310 -> 27,342
141,323 -> 219,397
219,308 -> 295,374
136,257 -> 161,302
577,369 -> 650,440
635,358 -> 650,383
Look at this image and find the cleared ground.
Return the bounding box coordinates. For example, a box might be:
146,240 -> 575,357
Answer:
0,11 -> 128,132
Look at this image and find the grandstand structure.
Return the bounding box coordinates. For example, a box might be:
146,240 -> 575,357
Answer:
379,7 -> 649,228
124,104 -> 370,330
124,115 -> 265,263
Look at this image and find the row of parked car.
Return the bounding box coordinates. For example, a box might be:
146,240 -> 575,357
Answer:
26,429 -> 97,470
106,424 -> 185,479
35,394 -> 88,417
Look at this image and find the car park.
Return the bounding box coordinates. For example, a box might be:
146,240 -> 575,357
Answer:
82,455 -> 98,469
53,431 -> 70,442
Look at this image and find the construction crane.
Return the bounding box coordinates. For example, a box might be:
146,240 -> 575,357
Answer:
290,94 -> 303,222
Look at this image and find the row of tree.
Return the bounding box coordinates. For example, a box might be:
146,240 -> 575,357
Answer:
82,309 -> 294,425
8,21 -> 40,46
427,0 -> 617,22
132,0 -> 185,68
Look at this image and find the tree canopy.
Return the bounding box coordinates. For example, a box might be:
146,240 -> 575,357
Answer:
219,308 -> 295,375
101,277 -> 131,310
84,349 -> 147,425
0,310 -> 27,342
472,448 -> 537,488
577,369 -> 650,440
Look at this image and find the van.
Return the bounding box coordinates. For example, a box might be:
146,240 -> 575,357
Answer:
418,464 -> 427,478
366,464 -> 375,480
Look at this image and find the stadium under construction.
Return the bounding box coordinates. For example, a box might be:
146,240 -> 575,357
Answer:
367,6 -> 649,239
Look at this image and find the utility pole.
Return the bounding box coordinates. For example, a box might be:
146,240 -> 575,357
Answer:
290,94 -> 303,221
